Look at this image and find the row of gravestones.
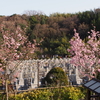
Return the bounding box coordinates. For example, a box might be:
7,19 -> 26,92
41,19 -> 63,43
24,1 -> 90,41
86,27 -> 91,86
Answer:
11,58 -> 83,90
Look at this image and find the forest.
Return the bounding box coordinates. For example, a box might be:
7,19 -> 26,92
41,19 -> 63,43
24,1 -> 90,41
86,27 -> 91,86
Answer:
0,8 -> 100,59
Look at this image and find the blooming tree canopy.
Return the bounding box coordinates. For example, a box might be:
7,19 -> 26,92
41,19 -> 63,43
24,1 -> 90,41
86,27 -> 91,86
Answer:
0,22 -> 37,99
0,23 -> 36,87
68,29 -> 100,78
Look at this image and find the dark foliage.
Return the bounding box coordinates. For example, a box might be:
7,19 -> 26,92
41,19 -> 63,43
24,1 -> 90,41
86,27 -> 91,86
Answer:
44,67 -> 68,86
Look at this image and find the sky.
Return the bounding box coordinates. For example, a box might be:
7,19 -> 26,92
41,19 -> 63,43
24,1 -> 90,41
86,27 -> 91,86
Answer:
0,0 -> 100,16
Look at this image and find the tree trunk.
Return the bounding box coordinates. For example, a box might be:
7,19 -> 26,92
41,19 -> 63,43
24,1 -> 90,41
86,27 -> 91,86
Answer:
6,79 -> 8,100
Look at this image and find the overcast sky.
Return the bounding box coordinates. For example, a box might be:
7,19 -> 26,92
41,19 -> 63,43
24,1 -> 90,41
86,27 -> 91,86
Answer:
0,0 -> 100,16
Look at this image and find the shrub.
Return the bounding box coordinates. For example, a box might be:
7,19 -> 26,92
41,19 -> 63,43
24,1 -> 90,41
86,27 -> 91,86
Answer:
9,89 -> 52,100
9,86 -> 85,100
44,67 -> 68,86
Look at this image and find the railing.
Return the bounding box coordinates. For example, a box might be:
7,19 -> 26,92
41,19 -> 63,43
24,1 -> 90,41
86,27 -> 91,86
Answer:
0,85 -> 82,94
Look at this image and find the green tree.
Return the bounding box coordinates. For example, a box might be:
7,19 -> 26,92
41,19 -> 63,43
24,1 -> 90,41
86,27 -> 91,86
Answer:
29,16 -> 39,30
41,36 -> 70,57
55,36 -> 70,56
44,67 -> 68,86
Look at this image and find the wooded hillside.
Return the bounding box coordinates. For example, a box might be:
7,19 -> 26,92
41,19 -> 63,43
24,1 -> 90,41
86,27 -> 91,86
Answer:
0,8 -> 100,58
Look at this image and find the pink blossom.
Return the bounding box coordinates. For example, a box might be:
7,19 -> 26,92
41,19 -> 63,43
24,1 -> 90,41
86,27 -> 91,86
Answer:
0,68 -> 4,72
68,29 -> 100,79
98,69 -> 100,72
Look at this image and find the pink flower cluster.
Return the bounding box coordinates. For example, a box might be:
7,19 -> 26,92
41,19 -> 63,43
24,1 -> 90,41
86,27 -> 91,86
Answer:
68,29 -> 100,78
0,23 -> 36,85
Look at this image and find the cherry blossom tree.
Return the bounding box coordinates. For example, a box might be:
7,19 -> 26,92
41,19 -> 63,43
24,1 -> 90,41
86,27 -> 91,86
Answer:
68,29 -> 100,79
0,23 -> 36,100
